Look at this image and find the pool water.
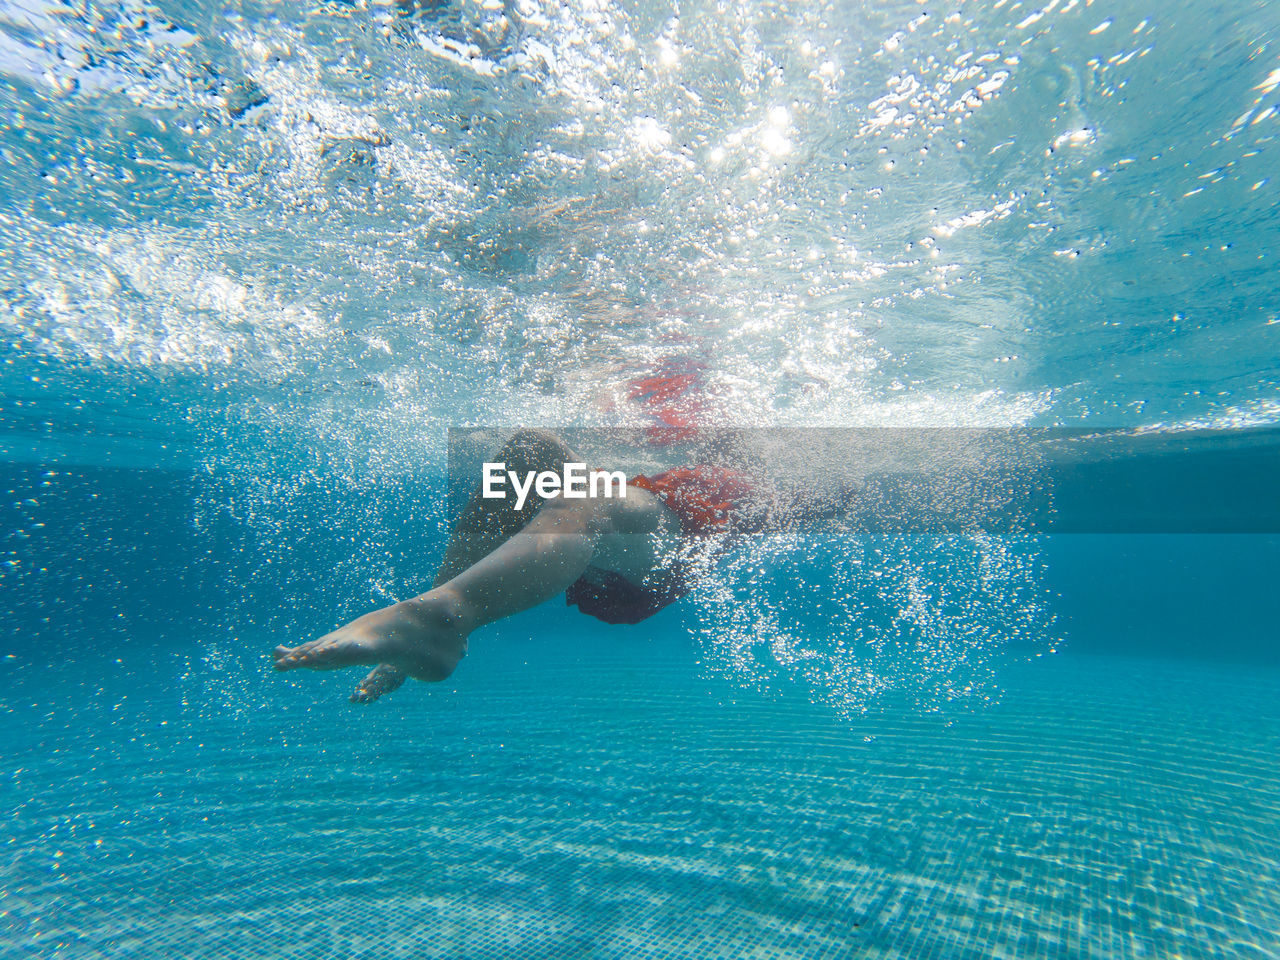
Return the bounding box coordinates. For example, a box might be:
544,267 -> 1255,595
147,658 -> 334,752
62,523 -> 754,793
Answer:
5,466 -> 1280,957
3,0 -> 1280,955
9,619 -> 1280,958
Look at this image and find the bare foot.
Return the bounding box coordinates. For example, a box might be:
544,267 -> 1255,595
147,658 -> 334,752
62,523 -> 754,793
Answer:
350,663 -> 407,704
273,593 -> 469,691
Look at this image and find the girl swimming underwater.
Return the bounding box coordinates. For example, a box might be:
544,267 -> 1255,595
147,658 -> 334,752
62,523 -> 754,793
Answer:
273,429 -> 846,703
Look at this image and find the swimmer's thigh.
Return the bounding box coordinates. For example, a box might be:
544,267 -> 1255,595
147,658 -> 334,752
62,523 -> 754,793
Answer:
435,429 -> 581,585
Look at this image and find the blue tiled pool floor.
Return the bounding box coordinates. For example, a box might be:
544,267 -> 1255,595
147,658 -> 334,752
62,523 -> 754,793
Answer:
6,641 -> 1279,959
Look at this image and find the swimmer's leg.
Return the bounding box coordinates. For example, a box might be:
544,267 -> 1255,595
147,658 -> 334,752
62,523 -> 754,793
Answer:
280,429 -> 576,702
433,429 -> 582,583
273,491 -> 601,683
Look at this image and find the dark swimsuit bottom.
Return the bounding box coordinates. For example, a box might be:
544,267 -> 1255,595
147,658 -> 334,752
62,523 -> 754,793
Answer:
565,466 -> 764,625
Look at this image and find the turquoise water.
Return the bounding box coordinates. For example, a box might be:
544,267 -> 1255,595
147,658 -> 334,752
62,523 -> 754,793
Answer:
4,0 -> 1280,956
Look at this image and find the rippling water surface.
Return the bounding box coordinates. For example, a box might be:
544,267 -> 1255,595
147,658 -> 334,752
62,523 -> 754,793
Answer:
4,0 -> 1279,468
3,0 -> 1280,956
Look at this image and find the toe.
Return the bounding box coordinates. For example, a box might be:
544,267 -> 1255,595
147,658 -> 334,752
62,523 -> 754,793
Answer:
351,674 -> 377,703
350,664 -> 406,704
273,644 -> 301,670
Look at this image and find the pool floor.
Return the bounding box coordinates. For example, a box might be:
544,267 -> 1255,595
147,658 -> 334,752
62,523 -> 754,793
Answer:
6,632 -> 1279,959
